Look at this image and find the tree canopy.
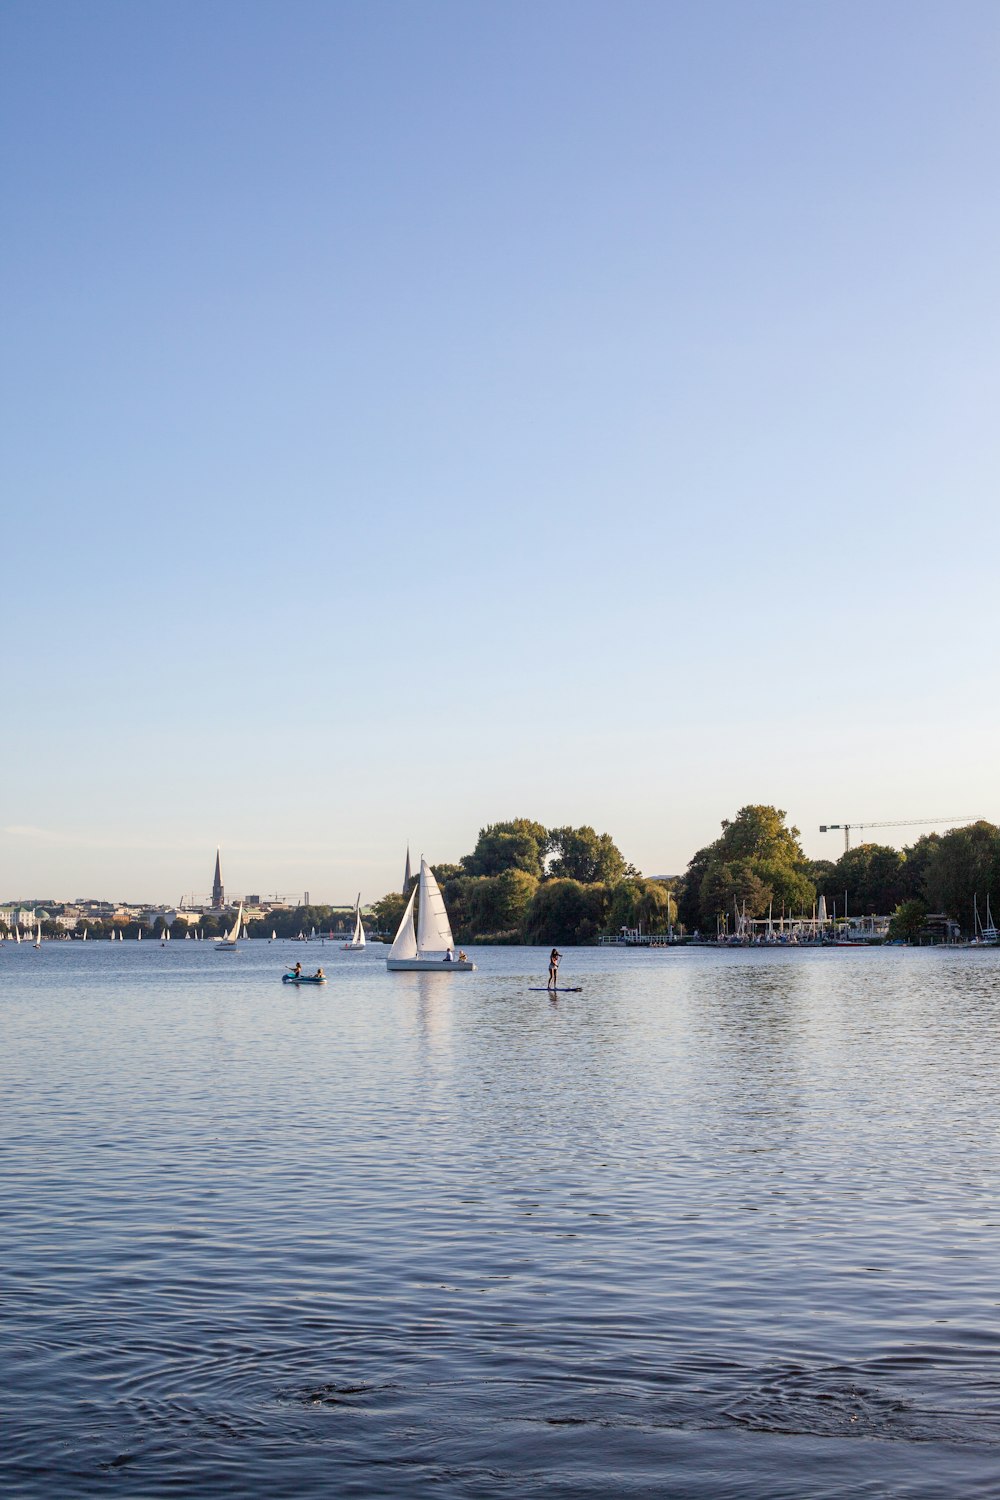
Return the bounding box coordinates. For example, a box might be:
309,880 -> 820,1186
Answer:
678,806 -> 815,932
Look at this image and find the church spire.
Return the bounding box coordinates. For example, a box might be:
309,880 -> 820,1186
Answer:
403,845 -> 412,894
212,848 -> 224,909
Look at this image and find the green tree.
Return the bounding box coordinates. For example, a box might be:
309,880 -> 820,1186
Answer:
700,860 -> 772,926
471,868 -> 539,937
676,845 -> 712,932
680,806 -> 814,932
548,825 -> 636,885
887,899 -> 928,943
922,821 -> 1000,930
899,833 -> 941,901
820,844 -> 906,915
525,880 -> 609,945
371,891 -> 409,937
461,819 -> 550,879
717,805 -> 804,864
605,878 -> 676,936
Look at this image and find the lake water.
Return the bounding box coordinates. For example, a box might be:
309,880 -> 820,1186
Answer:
2,940 -> 1000,1497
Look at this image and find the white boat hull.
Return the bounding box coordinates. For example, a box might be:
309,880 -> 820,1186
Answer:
341,941 -> 365,951
386,958 -> 475,971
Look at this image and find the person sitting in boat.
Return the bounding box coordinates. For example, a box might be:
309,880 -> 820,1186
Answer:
458,950 -> 467,963
444,947 -> 453,962
292,961 -> 302,977
314,967 -> 325,979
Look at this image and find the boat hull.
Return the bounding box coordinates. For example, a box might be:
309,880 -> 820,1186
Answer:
386,958 -> 475,971
282,975 -> 326,984
341,942 -> 366,951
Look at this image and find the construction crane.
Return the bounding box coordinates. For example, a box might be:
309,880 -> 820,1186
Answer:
819,817 -> 982,853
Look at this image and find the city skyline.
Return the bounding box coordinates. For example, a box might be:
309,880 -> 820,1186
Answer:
2,1 -> 997,902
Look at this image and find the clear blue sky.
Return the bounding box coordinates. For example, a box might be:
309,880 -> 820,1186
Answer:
2,0 -> 998,903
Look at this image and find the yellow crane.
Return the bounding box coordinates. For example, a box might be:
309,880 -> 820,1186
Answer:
819,817 -> 983,853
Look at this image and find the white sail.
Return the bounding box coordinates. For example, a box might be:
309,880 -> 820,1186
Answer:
352,893 -> 365,947
388,885 -> 418,961
416,859 -> 454,956
15,927 -> 21,943
216,903 -> 244,946
82,926 -> 88,941
271,929 -> 276,941
137,928 -> 142,941
34,922 -> 42,949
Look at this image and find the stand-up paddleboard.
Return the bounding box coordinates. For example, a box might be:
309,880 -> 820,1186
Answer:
529,986 -> 582,992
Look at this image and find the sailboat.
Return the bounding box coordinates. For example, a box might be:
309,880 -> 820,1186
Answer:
270,929 -> 276,942
82,926 -> 88,942
15,926 -> 21,944
974,894 -> 998,945
33,922 -> 42,949
215,903 -> 244,951
387,858 -> 474,971
342,893 -> 366,951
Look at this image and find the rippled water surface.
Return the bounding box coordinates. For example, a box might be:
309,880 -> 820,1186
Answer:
3,941 -> 1000,1496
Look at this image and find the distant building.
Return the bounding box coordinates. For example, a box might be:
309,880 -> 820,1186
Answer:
212,849 -> 224,909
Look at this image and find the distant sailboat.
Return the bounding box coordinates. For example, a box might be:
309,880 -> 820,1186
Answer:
270,929 -> 276,942
387,858 -> 474,971
137,927 -> 142,941
974,893 -> 998,945
215,904 -> 244,951
342,893 -> 366,951
15,926 -> 21,944
82,926 -> 88,942
34,922 -> 42,949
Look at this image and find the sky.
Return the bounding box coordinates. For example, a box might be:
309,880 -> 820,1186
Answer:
2,0 -> 998,904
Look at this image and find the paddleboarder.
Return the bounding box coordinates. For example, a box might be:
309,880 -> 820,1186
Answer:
548,948 -> 561,988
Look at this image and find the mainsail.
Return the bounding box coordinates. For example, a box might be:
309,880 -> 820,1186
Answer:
416,859 -> 454,956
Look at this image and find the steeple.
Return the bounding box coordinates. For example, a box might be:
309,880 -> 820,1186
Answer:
212,848 -> 224,909
403,845 -> 412,894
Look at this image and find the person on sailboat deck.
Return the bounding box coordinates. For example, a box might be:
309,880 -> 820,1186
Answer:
548,949 -> 561,987
458,950 -> 468,963
292,961 -> 302,977
444,947 -> 454,962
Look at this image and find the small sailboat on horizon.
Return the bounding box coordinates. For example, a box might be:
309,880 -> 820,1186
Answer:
342,894 -> 366,952
387,858 -> 474,971
215,904 -> 244,951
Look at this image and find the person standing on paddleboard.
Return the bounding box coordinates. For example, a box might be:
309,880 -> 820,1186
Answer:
548,949 -> 561,988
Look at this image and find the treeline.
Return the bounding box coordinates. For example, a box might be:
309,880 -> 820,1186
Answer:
676,805 -> 1000,938
370,820 -> 677,945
